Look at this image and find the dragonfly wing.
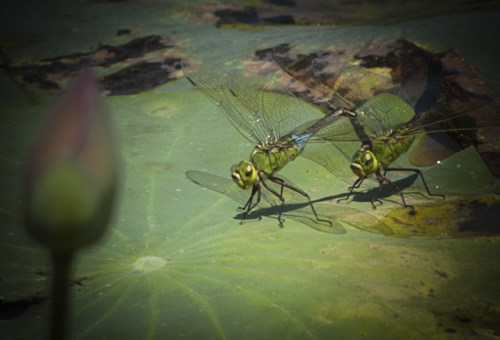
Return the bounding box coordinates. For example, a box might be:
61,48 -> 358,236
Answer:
272,44 -> 357,112
272,45 -> 417,141
355,92 -> 416,139
186,170 -> 257,206
183,61 -> 273,144
301,142 -> 359,183
225,68 -> 310,142
305,114 -> 362,143
298,115 -> 361,181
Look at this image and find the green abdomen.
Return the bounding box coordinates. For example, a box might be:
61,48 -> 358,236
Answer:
372,134 -> 416,168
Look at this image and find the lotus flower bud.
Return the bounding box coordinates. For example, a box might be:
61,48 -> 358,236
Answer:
24,69 -> 119,256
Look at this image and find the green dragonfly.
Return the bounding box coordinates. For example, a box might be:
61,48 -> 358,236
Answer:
272,45 -> 496,208
183,60 -> 355,227
336,92 -> 447,207
340,92 -> 499,207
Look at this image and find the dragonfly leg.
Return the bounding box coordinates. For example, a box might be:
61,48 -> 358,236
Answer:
385,167 -> 446,200
239,184 -> 255,211
337,178 -> 364,203
260,177 -> 286,227
374,169 -> 409,209
239,183 -> 261,224
268,176 -> 332,227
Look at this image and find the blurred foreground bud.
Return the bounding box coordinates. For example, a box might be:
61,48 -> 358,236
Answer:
24,69 -> 119,256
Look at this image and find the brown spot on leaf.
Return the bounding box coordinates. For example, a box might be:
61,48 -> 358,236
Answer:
10,35 -> 178,95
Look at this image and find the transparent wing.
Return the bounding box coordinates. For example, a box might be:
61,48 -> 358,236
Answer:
272,44 -> 498,144
183,60 -> 310,144
400,102 -> 499,137
278,114 -> 362,182
272,44 -> 403,112
301,141 -> 360,184
182,60 -> 267,144
273,44 -> 357,112
272,44 -> 417,143
224,69 -> 312,143
302,114 -> 362,143
355,92 -> 416,140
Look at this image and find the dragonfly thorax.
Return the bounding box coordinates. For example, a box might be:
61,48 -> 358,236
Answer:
351,144 -> 379,179
231,161 -> 257,189
251,142 -> 300,176
371,133 -> 416,168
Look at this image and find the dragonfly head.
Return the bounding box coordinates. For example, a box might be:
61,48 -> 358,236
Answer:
231,161 -> 257,189
350,148 -> 378,179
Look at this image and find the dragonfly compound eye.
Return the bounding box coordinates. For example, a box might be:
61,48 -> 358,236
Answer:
360,150 -> 378,177
350,163 -> 366,178
245,164 -> 253,176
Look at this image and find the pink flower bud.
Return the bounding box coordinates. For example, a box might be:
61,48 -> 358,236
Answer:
24,69 -> 119,256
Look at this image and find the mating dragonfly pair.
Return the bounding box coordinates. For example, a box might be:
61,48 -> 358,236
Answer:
183,57 -> 486,228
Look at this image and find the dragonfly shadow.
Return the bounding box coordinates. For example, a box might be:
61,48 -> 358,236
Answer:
338,173 -> 422,205
233,200 -> 313,221
234,200 -> 346,234
300,174 -> 421,207
185,170 -> 346,233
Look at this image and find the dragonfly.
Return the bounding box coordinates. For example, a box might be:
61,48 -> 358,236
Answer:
340,92 -> 500,207
336,92 -> 446,207
272,45 -> 497,208
182,60 -> 356,227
